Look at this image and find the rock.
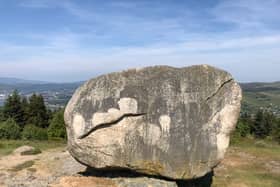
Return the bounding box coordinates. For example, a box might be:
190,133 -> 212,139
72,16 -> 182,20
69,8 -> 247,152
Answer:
0,148 -> 87,187
64,65 -> 242,180
13,146 -> 37,155
52,176 -> 178,187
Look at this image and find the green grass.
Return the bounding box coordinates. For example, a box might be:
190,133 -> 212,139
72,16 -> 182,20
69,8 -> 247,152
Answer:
231,137 -> 280,159
0,139 -> 66,157
213,138 -> 280,187
214,169 -> 280,187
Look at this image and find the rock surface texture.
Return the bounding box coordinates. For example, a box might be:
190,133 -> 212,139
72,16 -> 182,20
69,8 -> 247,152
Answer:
64,65 -> 242,180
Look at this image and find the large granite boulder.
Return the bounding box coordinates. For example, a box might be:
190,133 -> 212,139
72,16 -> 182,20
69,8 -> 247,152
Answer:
64,65 -> 242,180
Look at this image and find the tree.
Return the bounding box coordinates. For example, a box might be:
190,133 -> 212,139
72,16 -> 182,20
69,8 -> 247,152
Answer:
27,94 -> 49,128
272,118 -> 280,144
0,107 -> 4,122
252,110 -> 275,138
21,96 -> 29,125
0,118 -> 21,139
235,119 -> 251,137
3,90 -> 25,127
48,109 -> 66,139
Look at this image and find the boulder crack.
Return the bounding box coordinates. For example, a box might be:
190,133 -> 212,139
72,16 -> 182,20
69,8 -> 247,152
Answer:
205,78 -> 233,101
78,113 -> 146,139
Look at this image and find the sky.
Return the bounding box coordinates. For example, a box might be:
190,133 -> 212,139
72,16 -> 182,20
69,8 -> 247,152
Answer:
0,0 -> 279,82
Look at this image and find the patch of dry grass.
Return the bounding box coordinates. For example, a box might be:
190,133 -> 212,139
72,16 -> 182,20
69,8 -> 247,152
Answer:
213,138 -> 280,187
0,140 -> 66,157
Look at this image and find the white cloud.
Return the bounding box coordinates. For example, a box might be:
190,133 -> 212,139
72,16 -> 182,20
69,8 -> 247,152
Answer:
212,0 -> 280,30
1,0 -> 279,82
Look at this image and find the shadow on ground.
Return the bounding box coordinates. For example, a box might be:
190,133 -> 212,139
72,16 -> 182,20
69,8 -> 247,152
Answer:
79,167 -> 213,187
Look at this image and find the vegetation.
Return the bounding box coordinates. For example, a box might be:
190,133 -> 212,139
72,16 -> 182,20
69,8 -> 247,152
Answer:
0,118 -> 21,139
48,109 -> 67,139
0,139 -> 66,157
22,124 -> 48,140
0,90 -> 66,140
213,137 -> 280,187
27,94 -> 49,128
2,90 -> 25,126
240,82 -> 280,116
233,110 -> 280,144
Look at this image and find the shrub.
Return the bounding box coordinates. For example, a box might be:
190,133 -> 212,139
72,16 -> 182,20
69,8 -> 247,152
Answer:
48,109 -> 66,139
0,118 -> 21,139
235,120 -> 251,137
22,124 -> 48,140
272,119 -> 280,144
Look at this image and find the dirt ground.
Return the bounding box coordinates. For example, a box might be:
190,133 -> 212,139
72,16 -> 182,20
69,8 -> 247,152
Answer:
0,142 -> 279,187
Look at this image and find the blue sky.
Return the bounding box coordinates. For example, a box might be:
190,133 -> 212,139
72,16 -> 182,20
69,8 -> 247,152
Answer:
0,0 -> 279,82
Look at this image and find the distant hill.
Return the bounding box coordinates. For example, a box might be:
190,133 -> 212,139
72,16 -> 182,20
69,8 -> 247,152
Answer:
240,82 -> 280,116
241,81 -> 280,92
0,77 -> 49,84
0,81 -> 82,108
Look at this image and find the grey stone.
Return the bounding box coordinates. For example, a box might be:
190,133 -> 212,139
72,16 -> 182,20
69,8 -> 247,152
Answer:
64,65 -> 242,180
13,146 -> 36,155
113,177 -> 178,187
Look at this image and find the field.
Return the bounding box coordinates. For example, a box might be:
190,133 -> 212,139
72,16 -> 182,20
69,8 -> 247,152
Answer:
241,82 -> 280,116
0,140 -> 66,157
213,138 -> 280,187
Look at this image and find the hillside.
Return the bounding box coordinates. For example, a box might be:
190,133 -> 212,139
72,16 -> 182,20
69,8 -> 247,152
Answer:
240,82 -> 280,116
0,77 -> 48,85
0,82 -> 81,109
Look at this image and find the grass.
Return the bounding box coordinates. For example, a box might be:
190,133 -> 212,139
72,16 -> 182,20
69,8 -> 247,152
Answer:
231,137 -> 280,159
0,139 -> 66,157
213,137 -> 280,187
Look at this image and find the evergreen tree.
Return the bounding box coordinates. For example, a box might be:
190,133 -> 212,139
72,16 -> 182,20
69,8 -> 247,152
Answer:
252,110 -> 274,138
272,118 -> 280,143
21,96 -> 29,125
235,119 -> 251,137
0,107 -> 4,122
252,110 -> 264,138
27,94 -> 49,128
263,111 -> 275,135
3,90 -> 25,127
48,109 -> 66,139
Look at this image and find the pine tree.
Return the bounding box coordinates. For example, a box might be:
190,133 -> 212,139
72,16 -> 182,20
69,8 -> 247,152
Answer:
3,90 -> 25,127
47,109 -> 66,139
272,119 -> 280,143
21,96 -> 29,125
252,110 -> 266,138
0,107 -> 4,122
252,110 -> 274,138
27,94 -> 49,128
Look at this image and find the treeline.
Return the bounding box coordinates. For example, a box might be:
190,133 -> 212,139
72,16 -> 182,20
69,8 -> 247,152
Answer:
0,90 -> 66,140
234,110 -> 280,143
